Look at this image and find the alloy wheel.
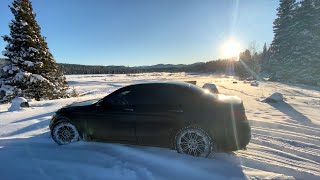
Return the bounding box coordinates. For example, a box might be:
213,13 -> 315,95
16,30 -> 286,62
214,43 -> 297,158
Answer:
176,128 -> 212,157
53,122 -> 79,145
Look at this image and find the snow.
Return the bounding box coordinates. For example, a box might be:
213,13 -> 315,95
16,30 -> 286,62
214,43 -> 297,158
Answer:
21,21 -> 28,26
0,73 -> 319,180
8,97 -> 28,111
266,93 -> 284,102
250,81 -> 259,87
0,84 -> 15,95
30,74 -> 48,83
23,61 -> 34,67
2,65 -> 10,72
28,47 -> 39,53
14,71 -> 26,81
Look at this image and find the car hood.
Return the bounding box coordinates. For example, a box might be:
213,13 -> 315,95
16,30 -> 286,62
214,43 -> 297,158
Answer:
56,98 -> 100,114
217,94 -> 242,105
67,98 -> 100,107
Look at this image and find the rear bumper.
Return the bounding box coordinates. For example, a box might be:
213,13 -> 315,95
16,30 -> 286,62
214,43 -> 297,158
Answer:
215,120 -> 251,151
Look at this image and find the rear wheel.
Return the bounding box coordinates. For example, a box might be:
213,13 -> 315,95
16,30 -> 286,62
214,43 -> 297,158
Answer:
175,126 -> 213,157
51,121 -> 80,145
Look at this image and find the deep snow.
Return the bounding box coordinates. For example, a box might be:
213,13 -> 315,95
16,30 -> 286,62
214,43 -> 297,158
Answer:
0,72 -> 319,180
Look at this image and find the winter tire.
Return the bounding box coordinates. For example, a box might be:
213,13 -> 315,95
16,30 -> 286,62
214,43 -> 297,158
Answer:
175,126 -> 213,157
52,121 -> 80,145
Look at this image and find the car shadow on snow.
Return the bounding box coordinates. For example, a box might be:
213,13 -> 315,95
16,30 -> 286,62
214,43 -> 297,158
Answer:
3,119 -> 50,137
69,142 -> 247,179
0,132 -> 247,180
106,83 -> 124,88
68,80 -> 105,85
11,111 -> 55,124
0,111 -> 55,137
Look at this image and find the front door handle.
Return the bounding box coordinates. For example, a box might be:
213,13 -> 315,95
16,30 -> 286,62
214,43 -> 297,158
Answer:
123,108 -> 134,112
168,109 -> 183,113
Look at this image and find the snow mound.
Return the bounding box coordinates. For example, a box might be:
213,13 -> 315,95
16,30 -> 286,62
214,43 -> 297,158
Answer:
265,93 -> 284,103
202,83 -> 219,93
8,97 -> 29,111
251,81 -> 259,87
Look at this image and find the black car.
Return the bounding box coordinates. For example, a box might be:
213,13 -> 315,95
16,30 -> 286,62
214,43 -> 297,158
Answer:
50,82 -> 251,157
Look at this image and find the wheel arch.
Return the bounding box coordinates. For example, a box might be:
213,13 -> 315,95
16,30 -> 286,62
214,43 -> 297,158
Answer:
51,116 -> 84,139
51,116 -> 72,129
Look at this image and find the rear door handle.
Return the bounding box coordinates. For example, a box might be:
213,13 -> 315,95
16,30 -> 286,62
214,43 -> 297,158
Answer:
123,108 -> 134,112
168,109 -> 183,113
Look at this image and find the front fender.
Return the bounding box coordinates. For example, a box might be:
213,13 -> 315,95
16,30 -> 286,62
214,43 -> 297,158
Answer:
49,114 -> 76,130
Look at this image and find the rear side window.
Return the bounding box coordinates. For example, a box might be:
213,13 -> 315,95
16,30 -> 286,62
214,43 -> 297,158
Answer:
173,86 -> 200,104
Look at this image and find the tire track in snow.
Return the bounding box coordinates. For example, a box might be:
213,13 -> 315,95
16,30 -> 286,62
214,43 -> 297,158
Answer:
237,144 -> 320,178
251,133 -> 320,162
219,85 -> 257,97
238,151 -> 319,180
249,120 -> 320,136
251,126 -> 320,145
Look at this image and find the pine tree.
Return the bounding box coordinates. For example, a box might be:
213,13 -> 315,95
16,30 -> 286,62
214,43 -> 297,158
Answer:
261,43 -> 270,72
261,43 -> 268,63
274,0 -> 320,85
270,0 -> 297,79
236,50 -> 252,78
307,0 -> 319,84
295,0 -> 320,85
0,0 -> 68,102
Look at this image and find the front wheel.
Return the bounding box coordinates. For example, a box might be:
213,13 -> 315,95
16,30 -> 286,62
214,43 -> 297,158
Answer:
175,126 -> 213,157
51,121 -> 80,145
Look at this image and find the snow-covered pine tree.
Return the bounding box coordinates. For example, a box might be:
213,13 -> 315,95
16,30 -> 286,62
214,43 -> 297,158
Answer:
286,0 -> 320,84
274,0 -> 320,85
269,0 -> 298,80
0,0 -> 68,102
307,0 -> 320,85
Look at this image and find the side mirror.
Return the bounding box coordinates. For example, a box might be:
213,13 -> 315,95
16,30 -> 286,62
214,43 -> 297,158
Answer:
96,100 -> 112,109
96,100 -> 102,107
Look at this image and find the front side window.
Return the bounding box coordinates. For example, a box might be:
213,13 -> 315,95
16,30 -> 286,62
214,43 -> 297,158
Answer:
99,87 -> 135,107
111,90 -> 131,106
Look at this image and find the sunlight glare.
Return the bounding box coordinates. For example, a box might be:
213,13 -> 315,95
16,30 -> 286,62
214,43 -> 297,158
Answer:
221,39 -> 241,59
204,89 -> 210,94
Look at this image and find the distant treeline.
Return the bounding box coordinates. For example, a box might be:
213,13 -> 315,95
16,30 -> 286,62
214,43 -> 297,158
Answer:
58,59 -> 238,75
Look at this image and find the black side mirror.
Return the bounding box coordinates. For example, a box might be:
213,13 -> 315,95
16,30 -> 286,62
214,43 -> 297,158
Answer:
97,100 -> 112,109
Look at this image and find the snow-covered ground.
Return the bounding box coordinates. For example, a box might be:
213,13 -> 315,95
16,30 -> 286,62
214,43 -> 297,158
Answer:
0,72 -> 319,180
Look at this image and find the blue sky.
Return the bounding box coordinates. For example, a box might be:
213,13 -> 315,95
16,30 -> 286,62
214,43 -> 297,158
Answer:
0,0 -> 278,66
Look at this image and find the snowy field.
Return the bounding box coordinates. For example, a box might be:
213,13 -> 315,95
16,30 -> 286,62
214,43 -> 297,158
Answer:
0,72 -> 319,180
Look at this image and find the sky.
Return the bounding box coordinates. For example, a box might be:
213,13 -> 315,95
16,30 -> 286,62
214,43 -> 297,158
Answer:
0,0 -> 278,66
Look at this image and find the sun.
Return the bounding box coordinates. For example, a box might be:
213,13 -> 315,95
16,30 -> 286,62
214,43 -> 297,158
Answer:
221,39 -> 241,59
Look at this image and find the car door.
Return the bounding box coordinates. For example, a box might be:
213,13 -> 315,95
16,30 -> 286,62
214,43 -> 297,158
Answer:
135,85 -> 185,147
87,87 -> 137,144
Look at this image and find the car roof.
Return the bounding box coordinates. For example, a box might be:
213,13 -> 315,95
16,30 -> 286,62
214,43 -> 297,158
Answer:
128,81 -> 193,89
107,81 -> 218,99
